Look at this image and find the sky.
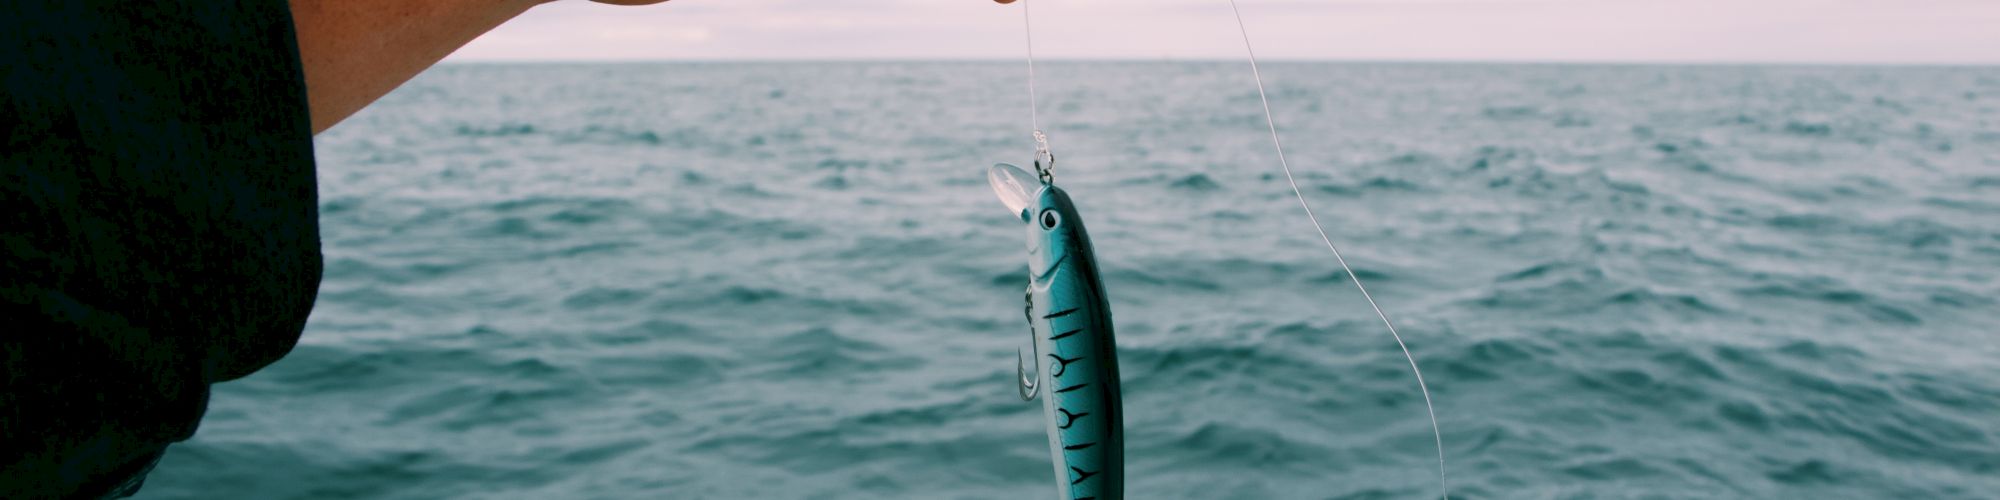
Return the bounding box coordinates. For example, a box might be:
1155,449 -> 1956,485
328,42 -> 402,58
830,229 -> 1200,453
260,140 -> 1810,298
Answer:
448,0 -> 2000,65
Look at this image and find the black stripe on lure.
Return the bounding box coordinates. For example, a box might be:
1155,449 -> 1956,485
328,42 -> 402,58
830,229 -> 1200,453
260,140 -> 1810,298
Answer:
990,161 -> 1125,500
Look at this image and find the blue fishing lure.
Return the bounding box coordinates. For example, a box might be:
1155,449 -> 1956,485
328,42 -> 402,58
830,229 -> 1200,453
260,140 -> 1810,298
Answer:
990,1 -> 1449,498
990,162 -> 1125,500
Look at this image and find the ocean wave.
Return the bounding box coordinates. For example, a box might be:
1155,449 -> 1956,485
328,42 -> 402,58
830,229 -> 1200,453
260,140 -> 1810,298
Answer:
145,62 -> 2000,499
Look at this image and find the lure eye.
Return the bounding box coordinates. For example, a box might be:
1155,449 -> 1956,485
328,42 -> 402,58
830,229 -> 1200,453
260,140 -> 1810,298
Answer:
1039,209 -> 1060,230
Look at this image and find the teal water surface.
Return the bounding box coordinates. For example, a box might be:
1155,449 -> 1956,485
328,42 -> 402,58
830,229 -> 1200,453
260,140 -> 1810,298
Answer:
141,62 -> 2000,499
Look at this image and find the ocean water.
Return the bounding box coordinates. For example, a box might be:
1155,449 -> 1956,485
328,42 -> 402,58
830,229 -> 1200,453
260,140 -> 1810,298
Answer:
139,62 -> 2000,499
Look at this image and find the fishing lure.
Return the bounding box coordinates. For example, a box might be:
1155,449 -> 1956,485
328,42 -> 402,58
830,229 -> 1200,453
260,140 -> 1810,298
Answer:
990,153 -> 1125,500
994,1 -> 1446,499
995,3 -> 1124,497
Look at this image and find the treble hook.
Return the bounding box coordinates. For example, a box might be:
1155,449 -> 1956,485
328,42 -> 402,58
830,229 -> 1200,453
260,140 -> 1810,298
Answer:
1018,289 -> 1040,401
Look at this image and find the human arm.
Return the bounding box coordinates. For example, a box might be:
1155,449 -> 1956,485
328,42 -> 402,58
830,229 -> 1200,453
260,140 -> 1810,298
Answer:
290,0 -> 667,134
289,0 -> 1034,134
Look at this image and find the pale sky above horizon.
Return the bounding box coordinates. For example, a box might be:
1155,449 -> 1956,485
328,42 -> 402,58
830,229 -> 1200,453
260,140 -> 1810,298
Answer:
448,0 -> 2000,65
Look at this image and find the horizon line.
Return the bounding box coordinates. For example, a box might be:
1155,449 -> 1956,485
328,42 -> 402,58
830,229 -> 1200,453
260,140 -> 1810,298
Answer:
439,57 -> 2000,68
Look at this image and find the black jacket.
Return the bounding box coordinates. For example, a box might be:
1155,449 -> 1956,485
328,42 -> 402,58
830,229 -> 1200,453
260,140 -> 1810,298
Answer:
1,1 -> 321,496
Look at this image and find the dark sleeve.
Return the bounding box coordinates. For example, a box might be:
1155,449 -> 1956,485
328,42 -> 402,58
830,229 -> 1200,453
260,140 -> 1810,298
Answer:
0,0 -> 322,496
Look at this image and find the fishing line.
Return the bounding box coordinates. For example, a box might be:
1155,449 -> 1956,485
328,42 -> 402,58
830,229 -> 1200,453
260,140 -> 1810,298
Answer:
1223,1 -> 1449,498
1021,0 -> 1042,134
1020,0 -> 1054,180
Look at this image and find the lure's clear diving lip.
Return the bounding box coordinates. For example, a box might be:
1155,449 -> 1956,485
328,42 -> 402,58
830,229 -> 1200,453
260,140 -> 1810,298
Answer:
988,162 -> 1039,222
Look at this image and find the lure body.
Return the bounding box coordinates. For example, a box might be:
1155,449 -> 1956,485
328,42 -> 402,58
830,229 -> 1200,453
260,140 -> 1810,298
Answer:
992,163 -> 1124,500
